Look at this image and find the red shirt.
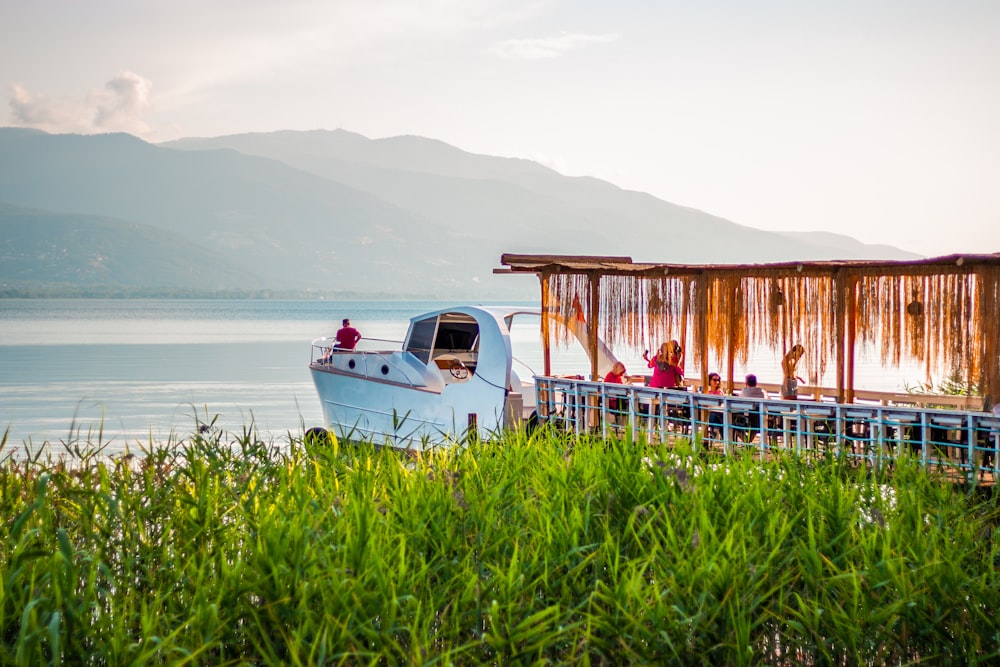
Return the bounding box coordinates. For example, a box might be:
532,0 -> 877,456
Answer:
334,326 -> 362,350
604,370 -> 625,383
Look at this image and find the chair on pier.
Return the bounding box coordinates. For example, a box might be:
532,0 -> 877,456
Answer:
842,408 -> 877,460
665,398 -> 693,437
731,401 -> 780,446
927,415 -> 969,469
975,415 -> 1000,479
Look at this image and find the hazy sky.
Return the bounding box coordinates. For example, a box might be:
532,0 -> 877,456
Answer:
2,0 -> 998,257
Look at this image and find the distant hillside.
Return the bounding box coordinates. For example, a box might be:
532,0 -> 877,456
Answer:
771,230 -> 918,259
0,128 -> 484,296
0,127 -> 920,297
0,202 -> 271,294
164,130 -> 922,264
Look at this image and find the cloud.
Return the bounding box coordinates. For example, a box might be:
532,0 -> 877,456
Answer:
488,32 -> 620,60
92,71 -> 152,132
8,71 -> 153,136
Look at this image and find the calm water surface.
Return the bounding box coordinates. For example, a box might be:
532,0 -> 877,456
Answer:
0,300 -> 504,454
1,299 -> 929,455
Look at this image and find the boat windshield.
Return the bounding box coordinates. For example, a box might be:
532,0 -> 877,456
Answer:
405,313 -> 480,364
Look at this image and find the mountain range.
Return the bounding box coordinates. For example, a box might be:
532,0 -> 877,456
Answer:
0,127 -> 919,298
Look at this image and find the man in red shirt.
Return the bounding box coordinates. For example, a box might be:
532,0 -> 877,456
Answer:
334,318 -> 362,350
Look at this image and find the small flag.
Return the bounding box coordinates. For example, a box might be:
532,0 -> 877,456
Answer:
572,294 -> 586,323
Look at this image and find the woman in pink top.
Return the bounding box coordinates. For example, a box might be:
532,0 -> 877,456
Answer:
643,341 -> 684,389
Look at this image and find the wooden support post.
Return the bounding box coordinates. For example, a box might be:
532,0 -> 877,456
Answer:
835,271 -> 846,403
588,271 -> 601,382
726,281 -> 737,394
680,279 -> 689,380
698,277 -> 709,391
846,274 -> 858,403
540,272 -> 552,377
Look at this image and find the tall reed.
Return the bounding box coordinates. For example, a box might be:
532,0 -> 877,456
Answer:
2,424 -> 999,665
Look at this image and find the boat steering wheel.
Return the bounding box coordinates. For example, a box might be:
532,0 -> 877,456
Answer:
449,359 -> 470,380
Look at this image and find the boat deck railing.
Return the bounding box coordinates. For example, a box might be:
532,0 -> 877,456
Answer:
310,337 -> 403,365
535,376 -> 1000,480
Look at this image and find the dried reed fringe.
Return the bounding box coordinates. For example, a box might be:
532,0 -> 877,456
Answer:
542,264 -> 1000,404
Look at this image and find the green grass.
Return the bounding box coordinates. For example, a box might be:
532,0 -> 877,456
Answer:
2,423 -> 999,665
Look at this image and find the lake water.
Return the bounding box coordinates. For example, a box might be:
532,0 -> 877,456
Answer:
0,299 -> 490,454
0,299 -> 931,455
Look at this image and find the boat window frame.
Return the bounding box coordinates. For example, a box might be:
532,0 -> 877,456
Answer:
405,312 -> 481,365
405,316 -> 438,364
433,318 -> 480,354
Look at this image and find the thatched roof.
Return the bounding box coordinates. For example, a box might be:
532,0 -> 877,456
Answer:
496,253 -> 1000,407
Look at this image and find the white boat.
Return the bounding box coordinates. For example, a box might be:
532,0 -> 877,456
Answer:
308,305 -> 618,448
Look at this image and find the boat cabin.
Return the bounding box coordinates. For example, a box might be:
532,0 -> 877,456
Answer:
405,311 -> 481,383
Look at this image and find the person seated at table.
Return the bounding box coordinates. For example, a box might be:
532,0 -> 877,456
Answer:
643,340 -> 684,389
706,372 -> 725,438
603,361 -> 627,416
740,374 -> 767,399
604,361 -> 626,384
735,374 -> 767,441
780,344 -> 805,399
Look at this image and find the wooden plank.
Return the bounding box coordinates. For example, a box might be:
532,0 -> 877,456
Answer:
500,253 -> 633,266
501,252 -> 1000,275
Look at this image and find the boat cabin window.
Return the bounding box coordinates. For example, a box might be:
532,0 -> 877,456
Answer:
405,313 -> 480,365
434,321 -> 479,353
406,317 -> 438,364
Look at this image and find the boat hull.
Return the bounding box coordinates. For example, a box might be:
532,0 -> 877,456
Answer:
310,364 -> 511,449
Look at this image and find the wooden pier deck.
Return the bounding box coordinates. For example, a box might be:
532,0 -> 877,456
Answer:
535,377 -> 1000,484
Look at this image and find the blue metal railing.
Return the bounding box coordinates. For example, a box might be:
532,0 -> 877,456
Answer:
535,376 -> 1000,479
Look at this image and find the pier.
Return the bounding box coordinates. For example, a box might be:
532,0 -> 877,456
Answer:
495,253 -> 1000,482
534,376 -> 1000,481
